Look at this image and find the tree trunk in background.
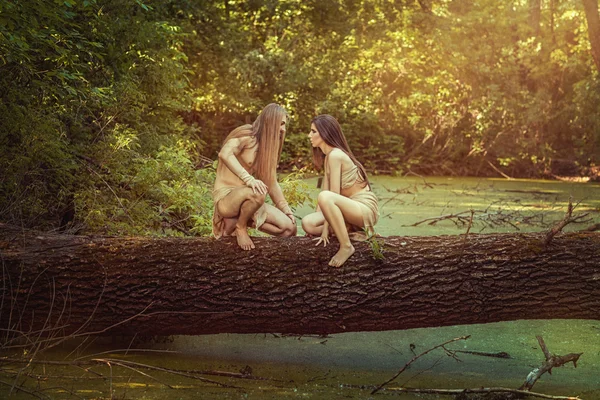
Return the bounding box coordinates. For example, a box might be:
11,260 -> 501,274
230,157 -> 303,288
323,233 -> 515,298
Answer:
530,0 -> 542,35
417,0 -> 432,14
1,224 -> 599,337
550,0 -> 556,42
583,0 -> 600,72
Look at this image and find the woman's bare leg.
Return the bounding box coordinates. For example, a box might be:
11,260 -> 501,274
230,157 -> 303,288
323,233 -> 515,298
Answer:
301,211 -> 325,236
317,191 -> 365,267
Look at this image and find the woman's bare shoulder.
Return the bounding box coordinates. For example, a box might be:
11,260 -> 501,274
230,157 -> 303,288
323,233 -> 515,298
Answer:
327,148 -> 352,164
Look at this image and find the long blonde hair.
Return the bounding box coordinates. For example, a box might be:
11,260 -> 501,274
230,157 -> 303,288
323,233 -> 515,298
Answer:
223,103 -> 288,184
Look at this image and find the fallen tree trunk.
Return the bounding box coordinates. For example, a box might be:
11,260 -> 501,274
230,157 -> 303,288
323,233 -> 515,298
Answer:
1,224 -> 599,336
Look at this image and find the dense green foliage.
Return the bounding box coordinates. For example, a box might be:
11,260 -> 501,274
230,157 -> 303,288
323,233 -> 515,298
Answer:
1,0 -> 598,233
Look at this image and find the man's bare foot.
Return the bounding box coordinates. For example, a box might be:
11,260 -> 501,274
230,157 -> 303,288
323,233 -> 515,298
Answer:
235,227 -> 255,250
329,244 -> 355,267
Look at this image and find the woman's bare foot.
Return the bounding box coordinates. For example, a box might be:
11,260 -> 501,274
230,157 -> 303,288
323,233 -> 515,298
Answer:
329,244 -> 355,267
235,227 -> 255,250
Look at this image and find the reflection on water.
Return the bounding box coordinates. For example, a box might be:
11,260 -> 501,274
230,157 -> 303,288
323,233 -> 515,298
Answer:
8,320 -> 597,399
2,177 -> 599,399
159,319 -> 600,399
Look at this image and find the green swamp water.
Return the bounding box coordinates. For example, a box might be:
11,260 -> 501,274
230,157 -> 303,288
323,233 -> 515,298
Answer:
2,176 -> 600,399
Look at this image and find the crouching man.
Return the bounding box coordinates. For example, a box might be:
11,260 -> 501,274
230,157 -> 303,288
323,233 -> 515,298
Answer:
212,103 -> 297,250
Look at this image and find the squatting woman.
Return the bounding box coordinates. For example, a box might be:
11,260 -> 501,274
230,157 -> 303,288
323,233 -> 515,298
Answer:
301,115 -> 379,267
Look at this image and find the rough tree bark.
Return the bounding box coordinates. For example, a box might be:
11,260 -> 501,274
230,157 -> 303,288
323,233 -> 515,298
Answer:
1,224 -> 599,336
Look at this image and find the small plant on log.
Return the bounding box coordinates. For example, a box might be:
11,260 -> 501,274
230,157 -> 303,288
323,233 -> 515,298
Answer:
366,232 -> 385,260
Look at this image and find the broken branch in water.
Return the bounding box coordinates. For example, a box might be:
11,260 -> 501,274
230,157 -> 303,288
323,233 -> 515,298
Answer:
487,160 -> 513,179
519,336 -> 582,392
409,210 -> 482,227
450,349 -> 511,359
583,223 -> 600,231
385,387 -> 580,399
407,203 -> 549,230
92,358 -> 239,388
544,198 -> 591,246
371,335 -> 470,394
371,335 -> 582,399
408,197 -> 595,234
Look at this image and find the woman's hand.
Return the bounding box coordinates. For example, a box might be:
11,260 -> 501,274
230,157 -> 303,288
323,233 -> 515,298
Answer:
314,224 -> 329,247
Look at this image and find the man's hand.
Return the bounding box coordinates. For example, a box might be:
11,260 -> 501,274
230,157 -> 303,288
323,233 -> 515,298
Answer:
286,213 -> 296,225
247,178 -> 268,195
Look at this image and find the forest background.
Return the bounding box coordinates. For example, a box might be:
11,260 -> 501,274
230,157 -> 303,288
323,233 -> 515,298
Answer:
1,0 -> 599,236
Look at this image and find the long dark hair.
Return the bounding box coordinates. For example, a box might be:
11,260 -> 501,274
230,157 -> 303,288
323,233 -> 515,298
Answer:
311,114 -> 369,189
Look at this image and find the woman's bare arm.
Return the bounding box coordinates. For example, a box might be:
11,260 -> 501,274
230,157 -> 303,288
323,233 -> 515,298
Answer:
315,151 -> 344,245
326,150 -> 343,195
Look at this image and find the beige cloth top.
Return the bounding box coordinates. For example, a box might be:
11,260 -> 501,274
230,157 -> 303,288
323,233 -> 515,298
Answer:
341,163 -> 363,189
324,154 -> 365,190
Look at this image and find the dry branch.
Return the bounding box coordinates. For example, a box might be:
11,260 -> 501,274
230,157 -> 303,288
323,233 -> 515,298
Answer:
385,387 -> 580,399
371,335 -> 470,394
583,223 -> 600,232
544,198 -> 591,246
371,335 -> 582,400
519,336 -> 582,392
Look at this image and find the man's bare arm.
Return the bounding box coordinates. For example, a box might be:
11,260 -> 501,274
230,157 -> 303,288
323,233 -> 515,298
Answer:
218,136 -> 268,194
270,181 -> 295,223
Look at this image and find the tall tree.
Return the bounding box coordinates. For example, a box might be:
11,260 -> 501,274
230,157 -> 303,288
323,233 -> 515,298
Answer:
583,0 -> 600,71
530,0 -> 542,35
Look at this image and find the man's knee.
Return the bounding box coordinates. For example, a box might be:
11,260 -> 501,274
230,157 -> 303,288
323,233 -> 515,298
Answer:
281,222 -> 297,237
245,192 -> 266,206
274,215 -> 297,237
